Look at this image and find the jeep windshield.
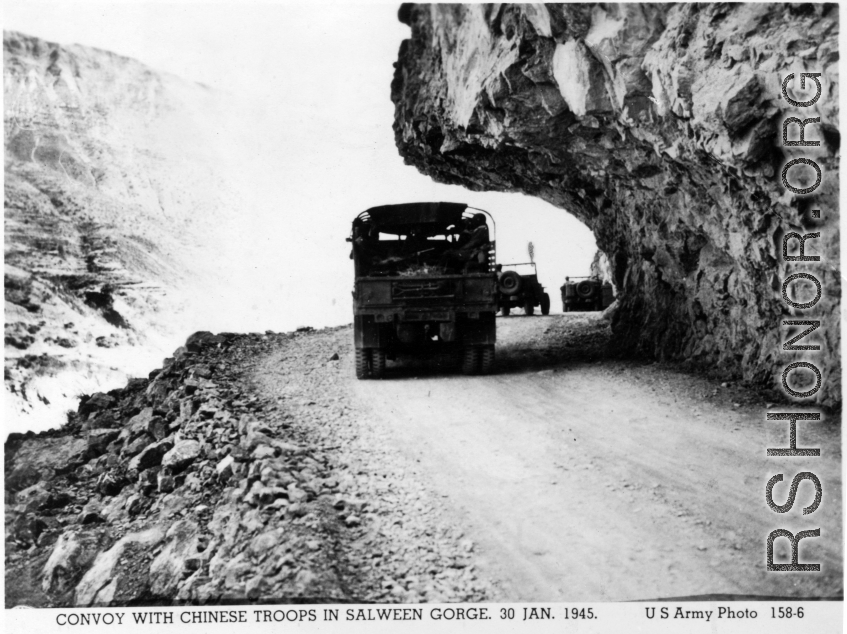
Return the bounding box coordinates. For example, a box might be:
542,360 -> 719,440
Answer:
501,262 -> 537,275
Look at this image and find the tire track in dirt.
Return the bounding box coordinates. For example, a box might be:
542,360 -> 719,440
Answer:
351,315 -> 842,601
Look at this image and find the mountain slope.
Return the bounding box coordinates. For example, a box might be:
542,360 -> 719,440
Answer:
4,31 -> 241,432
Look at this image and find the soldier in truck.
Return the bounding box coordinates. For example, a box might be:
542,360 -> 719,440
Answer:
440,213 -> 490,272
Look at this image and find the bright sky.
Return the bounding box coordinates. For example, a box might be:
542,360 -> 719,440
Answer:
5,0 -> 598,330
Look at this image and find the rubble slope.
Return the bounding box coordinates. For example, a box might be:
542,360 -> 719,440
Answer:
5,327 -> 492,606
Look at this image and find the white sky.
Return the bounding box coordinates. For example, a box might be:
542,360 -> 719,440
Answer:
5,0 -> 598,331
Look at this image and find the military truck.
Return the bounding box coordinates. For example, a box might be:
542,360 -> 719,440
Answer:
349,202 -> 498,379
496,263 -> 551,316
560,276 -> 615,312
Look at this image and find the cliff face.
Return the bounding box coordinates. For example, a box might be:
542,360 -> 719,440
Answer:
392,4 -> 840,406
4,32 -> 239,430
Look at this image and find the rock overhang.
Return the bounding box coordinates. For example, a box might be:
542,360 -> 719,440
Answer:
391,3 -> 840,407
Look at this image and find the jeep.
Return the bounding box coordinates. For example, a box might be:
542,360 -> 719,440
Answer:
496,262 -> 551,316
560,276 -> 615,312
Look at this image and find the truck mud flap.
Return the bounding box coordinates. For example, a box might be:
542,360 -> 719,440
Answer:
354,315 -> 389,349
462,313 -> 495,345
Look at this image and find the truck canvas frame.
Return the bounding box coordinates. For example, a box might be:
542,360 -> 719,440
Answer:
350,202 -> 498,378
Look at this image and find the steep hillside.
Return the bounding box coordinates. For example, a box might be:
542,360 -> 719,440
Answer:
391,4 -> 840,406
4,31 -> 240,432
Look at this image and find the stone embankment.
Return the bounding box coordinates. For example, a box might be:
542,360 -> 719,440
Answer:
5,327 -> 492,607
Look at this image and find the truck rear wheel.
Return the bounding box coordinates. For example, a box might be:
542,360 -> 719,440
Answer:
371,349 -> 386,379
540,293 -> 550,315
355,348 -> 370,379
462,346 -> 480,375
480,345 -> 495,375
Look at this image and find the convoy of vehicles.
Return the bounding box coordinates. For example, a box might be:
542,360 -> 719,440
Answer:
496,263 -> 551,316
349,202 -> 615,379
349,202 -> 498,379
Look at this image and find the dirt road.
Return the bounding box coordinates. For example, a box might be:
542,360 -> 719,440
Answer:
352,314 -> 843,601
6,315 -> 841,607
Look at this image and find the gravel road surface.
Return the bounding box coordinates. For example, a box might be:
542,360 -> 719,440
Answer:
352,314 -> 843,601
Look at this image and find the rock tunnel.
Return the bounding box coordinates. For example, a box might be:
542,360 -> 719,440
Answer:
391,3 -> 840,407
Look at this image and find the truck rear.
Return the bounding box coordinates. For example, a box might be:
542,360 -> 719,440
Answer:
349,202 -> 498,378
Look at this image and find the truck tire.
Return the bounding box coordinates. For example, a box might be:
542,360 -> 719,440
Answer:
540,293 -> 551,315
371,349 -> 386,379
355,348 -> 369,379
525,301 -> 535,316
462,346 -> 480,375
501,305 -> 511,316
480,345 -> 495,374
498,270 -> 523,295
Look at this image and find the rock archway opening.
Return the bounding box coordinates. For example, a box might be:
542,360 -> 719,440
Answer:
391,3 -> 840,408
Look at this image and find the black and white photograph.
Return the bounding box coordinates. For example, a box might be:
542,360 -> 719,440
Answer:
3,1 -> 843,630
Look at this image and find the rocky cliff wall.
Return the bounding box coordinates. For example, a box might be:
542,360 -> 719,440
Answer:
392,4 -> 840,406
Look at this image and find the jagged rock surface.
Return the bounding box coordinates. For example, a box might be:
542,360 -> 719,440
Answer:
5,327 -> 493,606
392,3 -> 840,406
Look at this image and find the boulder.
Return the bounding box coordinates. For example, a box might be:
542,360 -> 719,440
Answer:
74,527 -> 165,606
79,500 -> 105,524
12,436 -> 89,477
87,428 -> 120,457
123,432 -> 155,457
138,468 -> 159,496
78,392 -> 115,418
162,440 -> 202,473
121,408 -> 155,441
148,520 -> 202,596
16,482 -> 50,512
157,469 -> 176,493
185,331 -> 226,352
192,364 -> 212,379
147,416 -> 168,441
42,532 -> 83,593
97,472 -> 125,497
128,436 -> 175,474
216,455 -> 234,481
6,463 -> 43,492
41,490 -> 74,510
